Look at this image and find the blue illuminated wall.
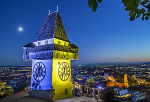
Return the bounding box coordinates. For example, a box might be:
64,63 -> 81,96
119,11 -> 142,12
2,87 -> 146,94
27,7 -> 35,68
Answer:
31,60 -> 52,90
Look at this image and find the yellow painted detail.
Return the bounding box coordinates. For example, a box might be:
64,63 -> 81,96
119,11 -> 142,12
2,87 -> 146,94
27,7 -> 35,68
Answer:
115,94 -> 131,98
52,59 -> 72,100
54,38 -> 69,46
53,50 -> 75,60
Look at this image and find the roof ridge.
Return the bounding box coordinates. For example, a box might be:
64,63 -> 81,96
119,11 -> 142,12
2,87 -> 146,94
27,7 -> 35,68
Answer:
35,11 -> 69,42
54,13 -> 70,42
35,12 -> 57,41
53,12 -> 57,38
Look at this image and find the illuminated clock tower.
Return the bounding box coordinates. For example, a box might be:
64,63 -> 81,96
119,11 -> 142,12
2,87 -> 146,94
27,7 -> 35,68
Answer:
23,11 -> 78,100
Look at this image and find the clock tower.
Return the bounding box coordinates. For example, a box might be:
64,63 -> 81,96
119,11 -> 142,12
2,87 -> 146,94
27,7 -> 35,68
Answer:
23,11 -> 78,100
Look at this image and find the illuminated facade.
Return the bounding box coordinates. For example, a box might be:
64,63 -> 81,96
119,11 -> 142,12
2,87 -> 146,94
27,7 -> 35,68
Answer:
132,92 -> 146,102
107,74 -> 129,88
124,74 -> 128,88
114,88 -> 131,100
23,11 -> 78,100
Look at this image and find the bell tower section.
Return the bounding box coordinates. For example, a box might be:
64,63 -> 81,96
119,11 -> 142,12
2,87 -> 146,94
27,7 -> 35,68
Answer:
23,11 -> 78,100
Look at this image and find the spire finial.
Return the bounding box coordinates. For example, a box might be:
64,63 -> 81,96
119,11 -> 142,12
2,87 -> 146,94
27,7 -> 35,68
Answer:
48,10 -> 51,15
57,0 -> 59,12
57,6 -> 58,12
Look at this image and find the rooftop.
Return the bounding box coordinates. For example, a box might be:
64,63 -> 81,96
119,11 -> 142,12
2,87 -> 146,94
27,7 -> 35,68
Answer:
35,11 -> 69,42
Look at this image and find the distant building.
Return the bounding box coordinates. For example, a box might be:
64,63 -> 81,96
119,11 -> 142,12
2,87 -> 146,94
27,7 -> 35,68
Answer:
114,88 -> 147,102
114,88 -> 131,101
124,74 -> 128,88
107,74 -> 129,88
132,92 -> 146,102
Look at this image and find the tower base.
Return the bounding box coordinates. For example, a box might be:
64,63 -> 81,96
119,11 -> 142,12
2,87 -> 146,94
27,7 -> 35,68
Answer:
29,90 -> 52,101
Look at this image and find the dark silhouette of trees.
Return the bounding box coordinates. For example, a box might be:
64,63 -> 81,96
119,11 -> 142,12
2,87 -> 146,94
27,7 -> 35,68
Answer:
0,81 -> 14,99
100,87 -> 115,102
88,0 -> 150,21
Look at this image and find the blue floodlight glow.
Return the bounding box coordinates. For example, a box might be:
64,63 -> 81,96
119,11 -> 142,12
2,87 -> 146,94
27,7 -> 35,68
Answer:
31,60 -> 52,90
97,85 -> 104,90
83,76 -> 88,79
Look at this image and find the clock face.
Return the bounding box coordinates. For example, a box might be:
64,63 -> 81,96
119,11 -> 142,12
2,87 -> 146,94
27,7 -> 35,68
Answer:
33,62 -> 46,82
58,62 -> 70,81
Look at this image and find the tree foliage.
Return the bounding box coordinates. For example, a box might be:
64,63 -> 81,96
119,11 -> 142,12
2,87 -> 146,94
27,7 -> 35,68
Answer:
100,87 -> 115,102
86,76 -> 95,87
0,81 -> 14,99
88,0 -> 102,12
128,75 -> 140,86
88,0 -> 150,21
15,81 -> 30,93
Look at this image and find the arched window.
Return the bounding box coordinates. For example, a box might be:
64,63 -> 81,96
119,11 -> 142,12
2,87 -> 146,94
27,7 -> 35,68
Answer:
38,42 -> 41,46
45,40 -> 48,45
64,42 -> 67,46
58,41 -> 61,45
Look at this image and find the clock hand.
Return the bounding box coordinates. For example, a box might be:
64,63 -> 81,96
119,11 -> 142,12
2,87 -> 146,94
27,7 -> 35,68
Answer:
62,74 -> 63,79
64,68 -> 65,74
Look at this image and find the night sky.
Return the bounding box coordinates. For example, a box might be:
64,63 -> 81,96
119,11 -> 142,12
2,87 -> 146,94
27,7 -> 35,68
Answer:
0,0 -> 150,66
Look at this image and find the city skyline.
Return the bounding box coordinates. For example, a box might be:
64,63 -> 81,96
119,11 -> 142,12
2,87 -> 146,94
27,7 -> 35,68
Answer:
1,0 -> 150,66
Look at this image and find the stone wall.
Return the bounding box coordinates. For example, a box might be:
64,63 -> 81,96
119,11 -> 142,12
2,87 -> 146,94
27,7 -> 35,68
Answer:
30,90 -> 52,100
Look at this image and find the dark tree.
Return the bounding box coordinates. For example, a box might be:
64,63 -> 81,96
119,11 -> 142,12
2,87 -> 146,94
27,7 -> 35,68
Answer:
88,0 -> 150,21
100,87 -> 115,102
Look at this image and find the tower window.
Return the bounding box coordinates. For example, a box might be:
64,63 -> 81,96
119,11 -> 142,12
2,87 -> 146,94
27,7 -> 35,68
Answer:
58,41 -> 61,45
64,42 -> 67,46
38,42 -> 41,46
45,40 -> 48,45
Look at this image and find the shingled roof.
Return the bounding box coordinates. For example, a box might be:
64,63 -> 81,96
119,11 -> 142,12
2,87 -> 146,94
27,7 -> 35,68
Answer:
23,43 -> 35,47
35,11 -> 69,42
